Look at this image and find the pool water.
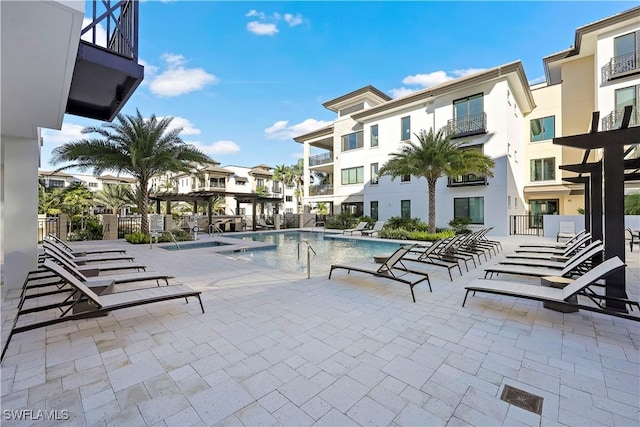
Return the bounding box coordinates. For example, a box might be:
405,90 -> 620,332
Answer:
226,231 -> 402,277
160,240 -> 230,251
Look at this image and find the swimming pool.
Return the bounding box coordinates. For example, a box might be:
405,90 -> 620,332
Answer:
226,231 -> 402,277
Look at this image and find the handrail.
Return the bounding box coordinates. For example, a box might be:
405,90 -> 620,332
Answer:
297,240 -> 316,279
209,223 -> 223,237
150,230 -> 180,250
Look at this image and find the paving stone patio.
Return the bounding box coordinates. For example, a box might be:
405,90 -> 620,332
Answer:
1,232 -> 638,426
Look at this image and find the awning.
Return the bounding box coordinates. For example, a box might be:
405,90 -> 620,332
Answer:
523,185 -> 572,195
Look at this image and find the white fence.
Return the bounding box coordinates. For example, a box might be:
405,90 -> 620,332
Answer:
543,215 -> 640,238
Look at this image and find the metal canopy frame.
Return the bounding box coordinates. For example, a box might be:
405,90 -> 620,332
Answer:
553,106 -> 640,310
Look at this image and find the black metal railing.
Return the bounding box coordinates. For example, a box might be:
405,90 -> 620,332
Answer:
310,152 -> 333,166
448,174 -> 487,187
309,184 -> 333,196
601,51 -> 639,81
509,214 -> 543,236
82,0 -> 139,60
601,106 -> 639,131
445,112 -> 487,138
117,216 -> 142,238
37,217 -> 60,243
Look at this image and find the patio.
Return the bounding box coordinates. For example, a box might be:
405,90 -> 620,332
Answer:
1,233 -> 638,426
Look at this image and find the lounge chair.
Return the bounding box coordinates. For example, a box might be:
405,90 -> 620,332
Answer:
518,229 -> 587,250
1,260 -> 204,361
43,240 -> 135,263
328,245 -> 431,302
403,241 -> 462,281
483,242 -> 603,279
500,240 -> 602,269
361,221 -> 386,237
626,228 -> 640,252
463,257 -> 639,321
556,221 -> 576,242
343,222 -> 369,235
514,232 -> 591,255
47,233 -> 126,255
257,218 -> 275,229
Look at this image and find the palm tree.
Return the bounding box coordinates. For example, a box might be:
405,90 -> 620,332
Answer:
51,111 -> 213,234
379,128 -> 495,233
92,183 -> 135,214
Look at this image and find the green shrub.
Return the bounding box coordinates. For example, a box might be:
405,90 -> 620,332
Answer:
156,229 -> 193,242
448,217 -> 472,234
385,216 -> 428,231
378,228 -> 412,240
408,229 -> 455,241
125,232 -> 150,244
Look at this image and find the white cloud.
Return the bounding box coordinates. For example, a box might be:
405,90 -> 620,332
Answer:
390,67 -> 488,98
41,123 -> 86,147
247,21 -> 279,36
265,118 -> 332,140
528,75 -> 546,85
246,9 -> 266,19
291,152 -> 304,159
80,18 -> 107,47
194,140 -> 240,155
148,53 -> 218,97
160,116 -> 201,135
139,58 -> 159,79
284,13 -> 303,26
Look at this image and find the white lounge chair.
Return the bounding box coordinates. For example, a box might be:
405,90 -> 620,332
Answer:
463,257 -> 639,321
556,221 -> 576,242
361,221 -> 386,237
343,222 -> 369,235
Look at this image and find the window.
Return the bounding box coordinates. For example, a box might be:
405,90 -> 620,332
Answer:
508,195 -> 512,209
370,201 -> 379,220
371,125 -> 379,147
401,200 -> 411,219
209,177 -> 226,188
341,131 -> 364,151
530,157 -> 555,181
88,182 -> 98,188
370,163 -> 379,185
401,116 -> 411,141
401,174 -> 411,182
285,208 -> 293,214
530,116 -> 555,142
454,197 -> 484,224
256,178 -> 264,189
285,196 -> 293,202
341,166 -> 364,185
342,202 -> 363,216
49,179 -> 65,188
615,86 -> 638,121
614,31 -> 639,74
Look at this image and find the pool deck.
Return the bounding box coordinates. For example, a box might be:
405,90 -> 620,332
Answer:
1,231 -> 639,426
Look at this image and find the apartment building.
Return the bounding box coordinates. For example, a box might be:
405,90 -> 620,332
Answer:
294,6 -> 640,235
524,6 -> 640,217
295,63 -> 535,235
39,170 -> 137,192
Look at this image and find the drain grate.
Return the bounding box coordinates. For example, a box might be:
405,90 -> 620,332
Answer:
500,385 -> 544,415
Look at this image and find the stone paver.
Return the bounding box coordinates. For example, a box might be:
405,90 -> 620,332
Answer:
2,233 -> 638,426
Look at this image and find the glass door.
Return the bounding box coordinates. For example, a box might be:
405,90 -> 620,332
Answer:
529,199 -> 559,228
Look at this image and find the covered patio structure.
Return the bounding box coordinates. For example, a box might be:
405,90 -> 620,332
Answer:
149,190 -> 283,232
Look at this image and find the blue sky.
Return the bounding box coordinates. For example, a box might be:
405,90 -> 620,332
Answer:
42,0 -> 635,173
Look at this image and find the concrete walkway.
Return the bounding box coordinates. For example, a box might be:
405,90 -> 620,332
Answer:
1,232 -> 638,426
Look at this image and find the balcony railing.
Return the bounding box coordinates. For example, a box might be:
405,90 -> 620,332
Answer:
447,174 -> 488,187
83,0 -> 139,60
601,51 -> 639,81
601,106 -> 639,131
309,152 -> 333,166
309,184 -> 333,196
445,112 -> 487,138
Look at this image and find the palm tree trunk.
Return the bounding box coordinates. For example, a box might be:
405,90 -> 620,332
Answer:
139,181 -> 149,234
428,178 -> 437,234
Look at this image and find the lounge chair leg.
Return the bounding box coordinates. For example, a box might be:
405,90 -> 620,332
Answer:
197,295 -> 205,313
410,285 -> 416,303
1,330 -> 14,362
447,269 -> 452,281
426,277 -> 432,292
462,290 -> 469,307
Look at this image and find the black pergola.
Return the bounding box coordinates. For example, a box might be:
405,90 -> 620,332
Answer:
553,106 -> 640,310
149,190 -> 283,231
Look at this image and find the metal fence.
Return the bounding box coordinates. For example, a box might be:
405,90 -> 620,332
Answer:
509,214 -> 543,236
117,216 -> 142,238
37,217 -> 59,242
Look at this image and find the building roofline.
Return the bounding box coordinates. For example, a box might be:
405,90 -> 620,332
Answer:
352,61 -> 535,121
322,85 -> 391,111
293,123 -> 334,143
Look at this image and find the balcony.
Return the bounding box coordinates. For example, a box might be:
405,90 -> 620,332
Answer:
309,152 -> 333,166
601,51 -> 640,81
601,107 -> 639,131
445,113 -> 487,139
66,1 -> 144,121
309,184 -> 333,196
447,174 -> 487,187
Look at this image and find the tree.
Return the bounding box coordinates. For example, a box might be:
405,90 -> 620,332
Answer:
38,184 -> 63,215
51,111 -> 213,234
92,183 -> 136,214
379,128 -> 495,233
625,193 -> 640,215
